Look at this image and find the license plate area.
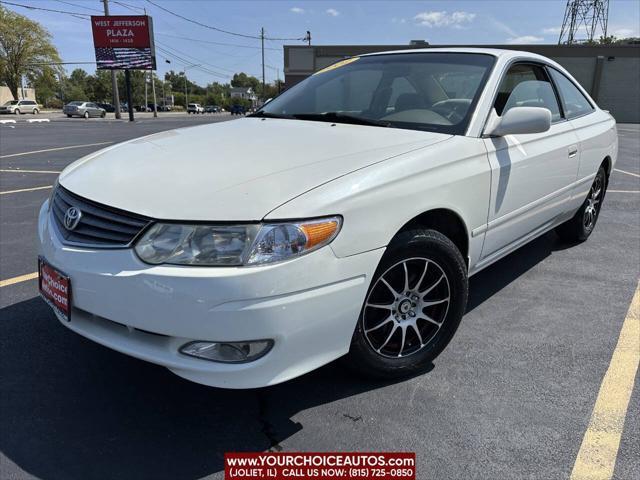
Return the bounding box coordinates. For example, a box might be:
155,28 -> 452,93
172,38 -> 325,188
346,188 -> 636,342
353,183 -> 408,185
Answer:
38,256 -> 71,321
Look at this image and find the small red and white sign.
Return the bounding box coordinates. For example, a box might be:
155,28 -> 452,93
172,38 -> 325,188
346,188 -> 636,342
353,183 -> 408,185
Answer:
39,257 -> 71,321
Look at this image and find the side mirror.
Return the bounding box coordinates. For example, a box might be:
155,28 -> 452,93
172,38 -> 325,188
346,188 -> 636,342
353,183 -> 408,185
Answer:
484,107 -> 552,137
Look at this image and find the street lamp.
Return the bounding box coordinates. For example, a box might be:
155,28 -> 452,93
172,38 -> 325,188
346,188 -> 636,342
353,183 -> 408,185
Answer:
181,63 -> 201,109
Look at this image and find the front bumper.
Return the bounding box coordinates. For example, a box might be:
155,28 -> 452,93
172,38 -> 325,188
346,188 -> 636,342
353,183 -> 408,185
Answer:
38,201 -> 383,388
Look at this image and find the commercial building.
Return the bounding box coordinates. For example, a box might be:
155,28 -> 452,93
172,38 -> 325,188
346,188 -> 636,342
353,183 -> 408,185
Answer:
283,43 -> 640,123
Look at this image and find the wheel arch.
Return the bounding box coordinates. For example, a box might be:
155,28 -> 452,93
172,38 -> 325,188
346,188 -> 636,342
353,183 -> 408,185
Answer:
394,208 -> 470,265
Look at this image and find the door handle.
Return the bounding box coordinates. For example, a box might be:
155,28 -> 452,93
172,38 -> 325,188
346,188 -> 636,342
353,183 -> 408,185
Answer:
568,147 -> 578,158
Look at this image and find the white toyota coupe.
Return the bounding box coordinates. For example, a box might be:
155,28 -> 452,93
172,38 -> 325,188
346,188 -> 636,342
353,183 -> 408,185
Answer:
38,49 -> 617,388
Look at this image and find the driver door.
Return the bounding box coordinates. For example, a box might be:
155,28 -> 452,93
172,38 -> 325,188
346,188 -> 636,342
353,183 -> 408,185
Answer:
481,63 -> 580,259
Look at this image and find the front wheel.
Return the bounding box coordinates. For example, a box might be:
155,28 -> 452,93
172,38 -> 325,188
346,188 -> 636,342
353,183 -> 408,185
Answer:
83,111 -> 89,119
33,108 -> 39,114
100,111 -> 106,118
14,109 -> 20,115
556,166 -> 607,242
348,229 -> 468,379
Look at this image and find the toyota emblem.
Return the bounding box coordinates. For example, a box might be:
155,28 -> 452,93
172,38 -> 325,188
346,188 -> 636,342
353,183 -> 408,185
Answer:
63,207 -> 82,231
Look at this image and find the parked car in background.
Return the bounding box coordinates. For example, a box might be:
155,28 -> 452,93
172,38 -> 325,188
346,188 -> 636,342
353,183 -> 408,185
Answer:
38,49 -> 617,389
205,105 -> 220,113
97,103 -> 115,113
230,104 -> 246,115
187,103 -> 204,114
0,99 -> 40,114
63,101 -> 106,118
159,104 -> 173,112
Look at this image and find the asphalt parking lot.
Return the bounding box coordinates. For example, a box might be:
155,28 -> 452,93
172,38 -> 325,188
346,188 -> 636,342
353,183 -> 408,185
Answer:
0,118 -> 638,480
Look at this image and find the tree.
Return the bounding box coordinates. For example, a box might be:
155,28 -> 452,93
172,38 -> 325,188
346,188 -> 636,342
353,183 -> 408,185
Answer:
0,6 -> 61,99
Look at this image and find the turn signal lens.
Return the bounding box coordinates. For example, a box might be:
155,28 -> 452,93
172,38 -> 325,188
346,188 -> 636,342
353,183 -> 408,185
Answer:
300,219 -> 340,249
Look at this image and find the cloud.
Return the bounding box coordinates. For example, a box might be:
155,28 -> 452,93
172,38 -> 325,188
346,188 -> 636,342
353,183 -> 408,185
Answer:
542,26 -> 562,35
326,8 -> 340,17
290,7 -> 304,14
414,10 -> 475,27
611,27 -> 639,37
506,35 -> 545,44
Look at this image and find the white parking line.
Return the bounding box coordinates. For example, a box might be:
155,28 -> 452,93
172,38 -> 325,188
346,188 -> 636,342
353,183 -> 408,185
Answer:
0,185 -> 52,195
614,168 -> 640,179
0,141 -> 113,159
0,169 -> 61,174
608,190 -> 640,194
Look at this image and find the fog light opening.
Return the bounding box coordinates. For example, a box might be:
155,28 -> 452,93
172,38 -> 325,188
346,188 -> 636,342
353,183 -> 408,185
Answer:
179,339 -> 273,363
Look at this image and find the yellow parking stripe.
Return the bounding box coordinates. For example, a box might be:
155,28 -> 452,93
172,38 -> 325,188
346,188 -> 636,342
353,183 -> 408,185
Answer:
0,169 -> 61,174
570,283 -> 640,480
0,272 -> 39,288
0,141 -> 112,159
0,185 -> 52,195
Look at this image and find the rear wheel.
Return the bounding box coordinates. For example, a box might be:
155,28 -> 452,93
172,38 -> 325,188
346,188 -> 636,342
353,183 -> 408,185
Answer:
14,108 -> 20,115
66,114 -> 72,118
33,108 -> 39,114
556,166 -> 607,242
348,229 -> 468,379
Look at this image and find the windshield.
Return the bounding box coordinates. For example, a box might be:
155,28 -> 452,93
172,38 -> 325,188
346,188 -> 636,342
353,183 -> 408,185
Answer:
258,52 -> 495,135
4,101 -> 19,106
68,101 -> 83,106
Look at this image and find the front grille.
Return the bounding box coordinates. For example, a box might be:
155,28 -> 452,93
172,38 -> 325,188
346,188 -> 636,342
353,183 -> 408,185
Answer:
50,186 -> 151,248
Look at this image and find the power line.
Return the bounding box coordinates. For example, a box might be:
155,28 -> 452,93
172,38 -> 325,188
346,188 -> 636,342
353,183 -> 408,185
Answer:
52,0 -> 102,13
145,0 -> 305,41
0,1 -> 91,17
157,33 -> 280,51
155,45 -> 230,79
112,0 -> 145,13
155,41 -> 236,74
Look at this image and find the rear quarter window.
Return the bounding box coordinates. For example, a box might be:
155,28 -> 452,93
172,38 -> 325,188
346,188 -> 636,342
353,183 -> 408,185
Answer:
549,68 -> 594,119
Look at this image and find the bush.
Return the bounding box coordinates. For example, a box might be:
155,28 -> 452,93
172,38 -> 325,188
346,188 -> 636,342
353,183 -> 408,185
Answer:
46,98 -> 63,109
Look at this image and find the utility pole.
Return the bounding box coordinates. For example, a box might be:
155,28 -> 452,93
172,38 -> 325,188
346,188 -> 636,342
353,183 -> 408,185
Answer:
151,71 -> 158,117
184,71 -> 188,109
261,27 -> 265,101
144,71 -> 148,110
102,0 -> 121,119
306,30 -> 311,46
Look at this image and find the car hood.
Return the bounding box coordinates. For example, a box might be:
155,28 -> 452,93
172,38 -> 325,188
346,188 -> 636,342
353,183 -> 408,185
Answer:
59,118 -> 450,220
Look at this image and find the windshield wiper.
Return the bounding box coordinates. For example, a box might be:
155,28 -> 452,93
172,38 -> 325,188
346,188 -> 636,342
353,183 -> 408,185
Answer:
248,111 -> 294,119
292,112 -> 391,128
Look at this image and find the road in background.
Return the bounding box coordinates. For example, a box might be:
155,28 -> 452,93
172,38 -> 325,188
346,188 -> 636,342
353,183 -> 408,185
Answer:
0,120 -> 638,480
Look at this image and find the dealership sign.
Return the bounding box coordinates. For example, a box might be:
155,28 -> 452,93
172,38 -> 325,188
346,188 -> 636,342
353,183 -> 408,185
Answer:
91,15 -> 156,70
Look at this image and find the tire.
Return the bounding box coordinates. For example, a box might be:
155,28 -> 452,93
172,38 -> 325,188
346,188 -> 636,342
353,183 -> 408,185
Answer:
556,166 -> 607,243
66,114 -> 72,118
348,229 -> 468,379
14,109 -> 20,115
83,111 -> 89,119
100,111 -> 106,118
33,108 -> 39,115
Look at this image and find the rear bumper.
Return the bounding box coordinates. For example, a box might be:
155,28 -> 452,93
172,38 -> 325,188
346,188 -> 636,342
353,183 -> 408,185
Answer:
38,200 -> 383,388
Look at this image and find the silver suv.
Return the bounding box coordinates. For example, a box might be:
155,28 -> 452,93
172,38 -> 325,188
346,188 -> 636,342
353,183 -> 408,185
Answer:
0,99 -> 39,114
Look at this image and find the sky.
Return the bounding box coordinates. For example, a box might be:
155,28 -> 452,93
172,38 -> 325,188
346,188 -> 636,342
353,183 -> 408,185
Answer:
7,0 -> 640,86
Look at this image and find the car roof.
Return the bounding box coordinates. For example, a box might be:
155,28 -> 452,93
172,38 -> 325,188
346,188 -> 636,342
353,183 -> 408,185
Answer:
362,47 -> 550,62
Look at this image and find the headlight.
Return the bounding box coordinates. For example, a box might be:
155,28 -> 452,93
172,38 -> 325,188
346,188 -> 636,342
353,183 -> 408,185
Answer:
134,216 -> 341,266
